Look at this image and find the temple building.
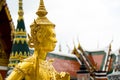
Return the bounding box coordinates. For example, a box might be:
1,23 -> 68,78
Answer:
72,43 -> 116,80
107,49 -> 120,79
47,52 -> 80,79
0,0 -> 118,80
0,0 -> 14,79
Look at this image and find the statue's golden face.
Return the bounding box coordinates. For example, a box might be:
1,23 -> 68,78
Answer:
36,27 -> 57,51
47,28 -> 57,51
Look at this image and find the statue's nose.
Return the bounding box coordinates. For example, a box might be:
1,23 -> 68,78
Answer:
54,39 -> 57,43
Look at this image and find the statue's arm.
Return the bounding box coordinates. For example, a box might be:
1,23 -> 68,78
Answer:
6,68 -> 24,80
6,65 -> 25,80
6,61 -> 31,80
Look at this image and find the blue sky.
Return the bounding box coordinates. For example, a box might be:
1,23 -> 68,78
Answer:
7,0 -> 120,53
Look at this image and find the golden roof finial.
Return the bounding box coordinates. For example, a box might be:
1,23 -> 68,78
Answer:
36,0 -> 48,17
18,0 -> 24,20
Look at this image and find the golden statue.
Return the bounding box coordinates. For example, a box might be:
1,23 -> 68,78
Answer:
6,0 -> 70,80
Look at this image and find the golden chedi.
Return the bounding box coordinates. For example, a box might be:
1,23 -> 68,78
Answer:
6,0 -> 70,80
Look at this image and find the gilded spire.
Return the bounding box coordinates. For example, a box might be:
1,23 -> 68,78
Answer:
18,0 -> 24,20
8,0 -> 30,68
16,0 -> 26,31
36,0 -> 48,17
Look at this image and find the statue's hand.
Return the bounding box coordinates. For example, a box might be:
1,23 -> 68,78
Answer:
48,59 -> 54,63
60,72 -> 70,80
56,72 -> 70,80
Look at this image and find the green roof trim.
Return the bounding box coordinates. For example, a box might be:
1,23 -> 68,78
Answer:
47,53 -> 77,61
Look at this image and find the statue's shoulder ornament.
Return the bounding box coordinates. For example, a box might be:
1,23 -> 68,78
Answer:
14,56 -> 35,74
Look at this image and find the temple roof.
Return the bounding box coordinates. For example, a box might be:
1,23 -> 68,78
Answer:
0,0 -> 14,65
47,52 -> 80,79
0,0 -> 14,79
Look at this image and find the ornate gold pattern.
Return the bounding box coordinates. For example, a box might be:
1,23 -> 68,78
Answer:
0,0 -> 5,12
0,39 -> 8,66
18,0 -> 24,20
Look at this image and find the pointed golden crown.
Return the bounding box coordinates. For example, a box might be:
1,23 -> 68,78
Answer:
36,0 -> 48,17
